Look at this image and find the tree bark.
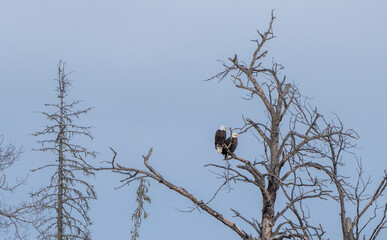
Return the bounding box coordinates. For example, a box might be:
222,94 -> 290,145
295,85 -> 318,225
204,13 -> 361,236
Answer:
57,81 -> 64,240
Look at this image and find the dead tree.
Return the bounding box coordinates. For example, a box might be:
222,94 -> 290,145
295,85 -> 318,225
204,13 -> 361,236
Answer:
0,134 -> 39,239
96,12 -> 386,240
31,61 -> 96,239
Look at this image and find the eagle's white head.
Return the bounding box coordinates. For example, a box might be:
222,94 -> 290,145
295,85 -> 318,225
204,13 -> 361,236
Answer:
232,133 -> 239,138
220,126 -> 227,131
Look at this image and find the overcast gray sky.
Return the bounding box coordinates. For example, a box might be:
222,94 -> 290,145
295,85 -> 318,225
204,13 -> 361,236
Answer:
1,0 -> 386,239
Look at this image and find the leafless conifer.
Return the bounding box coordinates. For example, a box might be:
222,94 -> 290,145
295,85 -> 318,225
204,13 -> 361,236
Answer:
31,61 -> 96,239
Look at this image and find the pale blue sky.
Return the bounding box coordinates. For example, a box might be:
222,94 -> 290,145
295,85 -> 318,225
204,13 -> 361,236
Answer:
1,0 -> 386,239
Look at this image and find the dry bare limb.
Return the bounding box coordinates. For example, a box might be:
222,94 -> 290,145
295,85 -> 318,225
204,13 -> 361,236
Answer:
95,148 -> 252,239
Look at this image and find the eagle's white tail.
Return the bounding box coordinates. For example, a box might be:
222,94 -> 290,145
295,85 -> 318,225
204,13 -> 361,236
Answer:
216,146 -> 222,154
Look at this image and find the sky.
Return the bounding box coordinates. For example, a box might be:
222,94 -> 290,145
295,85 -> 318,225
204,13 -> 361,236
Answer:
1,0 -> 387,239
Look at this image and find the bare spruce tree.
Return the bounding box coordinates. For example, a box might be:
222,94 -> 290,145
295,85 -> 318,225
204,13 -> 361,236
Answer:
31,61 -> 96,239
96,12 -> 386,240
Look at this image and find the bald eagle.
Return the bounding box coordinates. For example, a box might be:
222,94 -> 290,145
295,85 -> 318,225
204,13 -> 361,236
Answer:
222,133 -> 239,158
214,126 -> 227,154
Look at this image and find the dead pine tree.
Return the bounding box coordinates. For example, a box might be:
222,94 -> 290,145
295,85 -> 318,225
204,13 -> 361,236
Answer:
31,61 -> 96,239
96,12 -> 386,240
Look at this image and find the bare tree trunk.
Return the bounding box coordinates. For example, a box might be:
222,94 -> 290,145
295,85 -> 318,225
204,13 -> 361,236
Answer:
344,217 -> 354,240
57,150 -> 64,239
259,105 -> 281,239
57,77 -> 65,240
261,197 -> 274,239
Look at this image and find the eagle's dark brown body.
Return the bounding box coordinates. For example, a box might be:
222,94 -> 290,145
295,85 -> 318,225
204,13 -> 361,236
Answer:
214,129 -> 227,153
222,136 -> 238,158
